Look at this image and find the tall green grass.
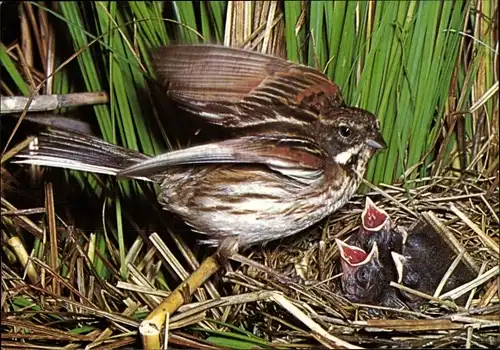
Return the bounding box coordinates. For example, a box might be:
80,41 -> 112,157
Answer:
3,1 -> 494,186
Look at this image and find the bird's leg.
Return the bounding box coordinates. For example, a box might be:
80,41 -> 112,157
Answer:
140,236 -> 239,350
215,236 -> 240,267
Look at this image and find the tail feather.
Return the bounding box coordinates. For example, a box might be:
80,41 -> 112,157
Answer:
14,129 -> 151,180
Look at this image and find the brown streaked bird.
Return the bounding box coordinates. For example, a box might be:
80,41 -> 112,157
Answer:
391,220 -> 476,309
15,45 -> 386,248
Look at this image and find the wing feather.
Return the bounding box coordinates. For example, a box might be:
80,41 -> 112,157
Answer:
152,45 -> 344,128
118,135 -> 325,182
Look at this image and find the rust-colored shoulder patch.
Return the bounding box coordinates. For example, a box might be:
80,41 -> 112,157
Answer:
295,80 -> 340,103
294,78 -> 344,114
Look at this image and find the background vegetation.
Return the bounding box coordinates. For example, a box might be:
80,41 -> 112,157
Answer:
1,1 -> 498,348
3,1 -> 497,186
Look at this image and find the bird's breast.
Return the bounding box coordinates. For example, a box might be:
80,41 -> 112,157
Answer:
157,163 -> 357,246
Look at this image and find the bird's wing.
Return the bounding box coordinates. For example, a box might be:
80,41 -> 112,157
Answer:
152,45 -> 344,128
118,135 -> 325,184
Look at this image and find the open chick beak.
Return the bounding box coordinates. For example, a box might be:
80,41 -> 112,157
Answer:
391,252 -> 407,284
361,197 -> 391,231
336,239 -> 379,271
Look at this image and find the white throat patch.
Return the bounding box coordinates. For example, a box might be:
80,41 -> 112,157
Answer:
334,145 -> 362,165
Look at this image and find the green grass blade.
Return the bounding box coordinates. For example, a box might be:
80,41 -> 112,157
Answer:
58,2 -> 113,139
206,337 -> 265,349
283,1 -> 302,62
173,1 -> 200,44
115,196 -> 126,278
307,1 -> 326,70
0,44 -> 30,96
206,1 -> 226,43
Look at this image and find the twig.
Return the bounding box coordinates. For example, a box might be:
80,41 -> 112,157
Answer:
2,207 -> 46,216
85,302 -> 139,350
0,92 -> 108,114
44,182 -> 59,295
271,292 -> 362,349
440,266 -> 499,300
450,315 -> 500,327
1,198 -> 43,236
175,290 -> 277,317
390,282 -> 460,310
353,319 -> 464,331
477,279 -> 499,308
449,204 -> 499,255
1,136 -> 35,164
116,281 -> 169,298
353,303 -> 433,319
466,263 -> 487,309
6,236 -> 39,284
433,250 -> 466,297
231,253 -> 300,284
139,255 -> 221,349
423,211 -> 479,272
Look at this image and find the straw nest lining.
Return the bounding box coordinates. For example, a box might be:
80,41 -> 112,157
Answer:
224,174 -> 499,346
1,170 -> 498,349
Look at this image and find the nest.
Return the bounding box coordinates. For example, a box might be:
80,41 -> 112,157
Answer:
1,167 -> 498,348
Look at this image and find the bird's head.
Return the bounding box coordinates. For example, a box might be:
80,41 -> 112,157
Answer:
319,108 -> 386,175
336,239 -> 386,304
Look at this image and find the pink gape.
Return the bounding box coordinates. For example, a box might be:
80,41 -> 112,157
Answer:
342,244 -> 368,264
335,238 -> 379,268
361,197 -> 391,232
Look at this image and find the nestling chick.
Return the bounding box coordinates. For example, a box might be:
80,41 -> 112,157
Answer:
391,220 -> 476,309
349,197 -> 407,265
335,239 -> 387,304
340,199 -> 409,308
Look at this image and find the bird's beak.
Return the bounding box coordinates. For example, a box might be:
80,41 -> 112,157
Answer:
391,252 -> 407,284
367,242 -> 379,261
335,239 -> 375,267
361,197 -> 390,231
335,239 -> 364,262
365,132 -> 387,149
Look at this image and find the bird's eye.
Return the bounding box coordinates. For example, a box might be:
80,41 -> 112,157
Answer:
338,125 -> 352,138
356,268 -> 369,284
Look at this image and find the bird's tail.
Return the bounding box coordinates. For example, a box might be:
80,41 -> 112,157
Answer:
13,129 -> 151,179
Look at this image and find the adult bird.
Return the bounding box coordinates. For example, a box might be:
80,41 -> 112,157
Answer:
14,44 -> 387,344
